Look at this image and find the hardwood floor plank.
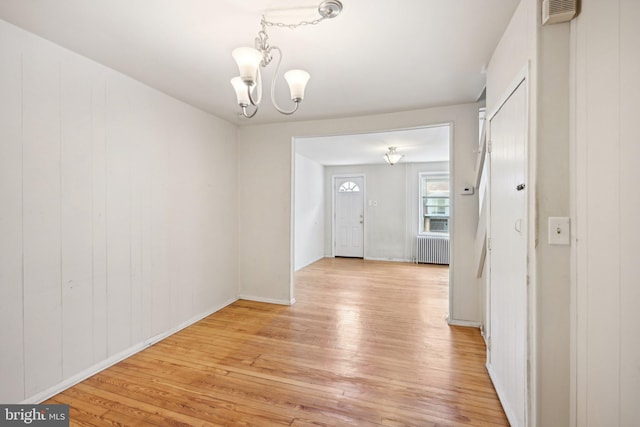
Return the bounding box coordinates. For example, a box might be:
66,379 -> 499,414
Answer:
45,258 -> 507,426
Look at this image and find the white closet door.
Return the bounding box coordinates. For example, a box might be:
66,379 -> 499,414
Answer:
488,79 -> 528,427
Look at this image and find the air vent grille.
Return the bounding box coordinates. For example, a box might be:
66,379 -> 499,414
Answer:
542,0 -> 578,25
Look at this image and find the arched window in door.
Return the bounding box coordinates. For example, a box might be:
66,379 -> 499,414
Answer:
338,181 -> 360,192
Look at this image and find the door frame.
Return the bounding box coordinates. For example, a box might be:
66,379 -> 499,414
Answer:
486,64 -> 534,427
331,174 -> 366,258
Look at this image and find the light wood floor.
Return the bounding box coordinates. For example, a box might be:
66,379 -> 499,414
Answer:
46,258 -> 507,426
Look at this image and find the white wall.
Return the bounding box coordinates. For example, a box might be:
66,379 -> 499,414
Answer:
571,1 -> 640,425
0,19 -> 238,403
294,153 -> 325,271
324,162 -> 449,262
238,103 -> 480,323
487,0 -> 572,425
486,1 -> 535,113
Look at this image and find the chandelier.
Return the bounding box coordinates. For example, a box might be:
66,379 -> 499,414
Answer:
384,147 -> 404,165
230,0 -> 343,119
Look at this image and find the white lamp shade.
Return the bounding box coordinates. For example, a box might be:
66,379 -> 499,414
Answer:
230,77 -> 253,106
232,47 -> 262,84
385,153 -> 404,165
384,147 -> 404,165
284,69 -> 310,101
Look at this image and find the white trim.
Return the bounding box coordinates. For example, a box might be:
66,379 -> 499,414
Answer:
364,257 -> 412,263
447,318 -> 481,328
294,255 -> 325,272
21,297 -> 238,404
239,295 -> 296,306
445,122 -> 455,330
487,363 -> 520,427
289,137 -> 296,306
524,61 -> 536,427
568,17 -> 581,427
291,123 -> 456,141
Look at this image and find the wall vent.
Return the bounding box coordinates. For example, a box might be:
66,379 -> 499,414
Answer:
542,0 -> 578,25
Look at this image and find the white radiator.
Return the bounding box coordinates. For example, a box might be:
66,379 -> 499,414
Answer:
416,235 -> 450,265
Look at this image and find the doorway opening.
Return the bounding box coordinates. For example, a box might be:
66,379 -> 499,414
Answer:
292,124 -> 452,301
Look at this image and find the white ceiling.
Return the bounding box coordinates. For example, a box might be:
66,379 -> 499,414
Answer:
0,0 -> 519,125
296,125 -> 450,166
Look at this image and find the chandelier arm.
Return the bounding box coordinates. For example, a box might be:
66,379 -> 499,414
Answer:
247,67 -> 263,106
269,46 -> 300,115
241,104 -> 259,119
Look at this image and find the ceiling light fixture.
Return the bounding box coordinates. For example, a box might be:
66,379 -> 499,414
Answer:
230,0 -> 343,119
384,147 -> 404,165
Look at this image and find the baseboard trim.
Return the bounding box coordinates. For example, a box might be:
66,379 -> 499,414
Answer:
480,326 -> 489,345
364,257 -> 412,263
447,317 -> 482,328
486,363 -> 518,427
21,296 -> 238,404
142,296 -> 238,346
239,295 -> 295,306
294,255 -> 325,271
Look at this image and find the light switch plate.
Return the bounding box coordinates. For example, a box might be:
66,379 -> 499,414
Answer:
548,217 -> 570,245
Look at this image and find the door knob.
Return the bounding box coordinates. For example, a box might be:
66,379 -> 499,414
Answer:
516,183 -> 526,191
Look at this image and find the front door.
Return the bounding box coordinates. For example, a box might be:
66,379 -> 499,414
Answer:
334,176 -> 364,258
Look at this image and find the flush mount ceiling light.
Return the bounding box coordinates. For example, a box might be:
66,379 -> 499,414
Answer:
384,147 -> 404,165
230,0 -> 343,119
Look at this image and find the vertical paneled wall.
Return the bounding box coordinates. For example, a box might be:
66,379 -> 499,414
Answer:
572,0 -> 640,426
0,16 -> 25,403
0,19 -> 238,403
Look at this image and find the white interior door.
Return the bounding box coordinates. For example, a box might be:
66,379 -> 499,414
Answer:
488,80 -> 528,426
334,176 -> 364,258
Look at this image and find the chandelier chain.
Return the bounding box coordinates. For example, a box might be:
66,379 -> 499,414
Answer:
261,15 -> 327,30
